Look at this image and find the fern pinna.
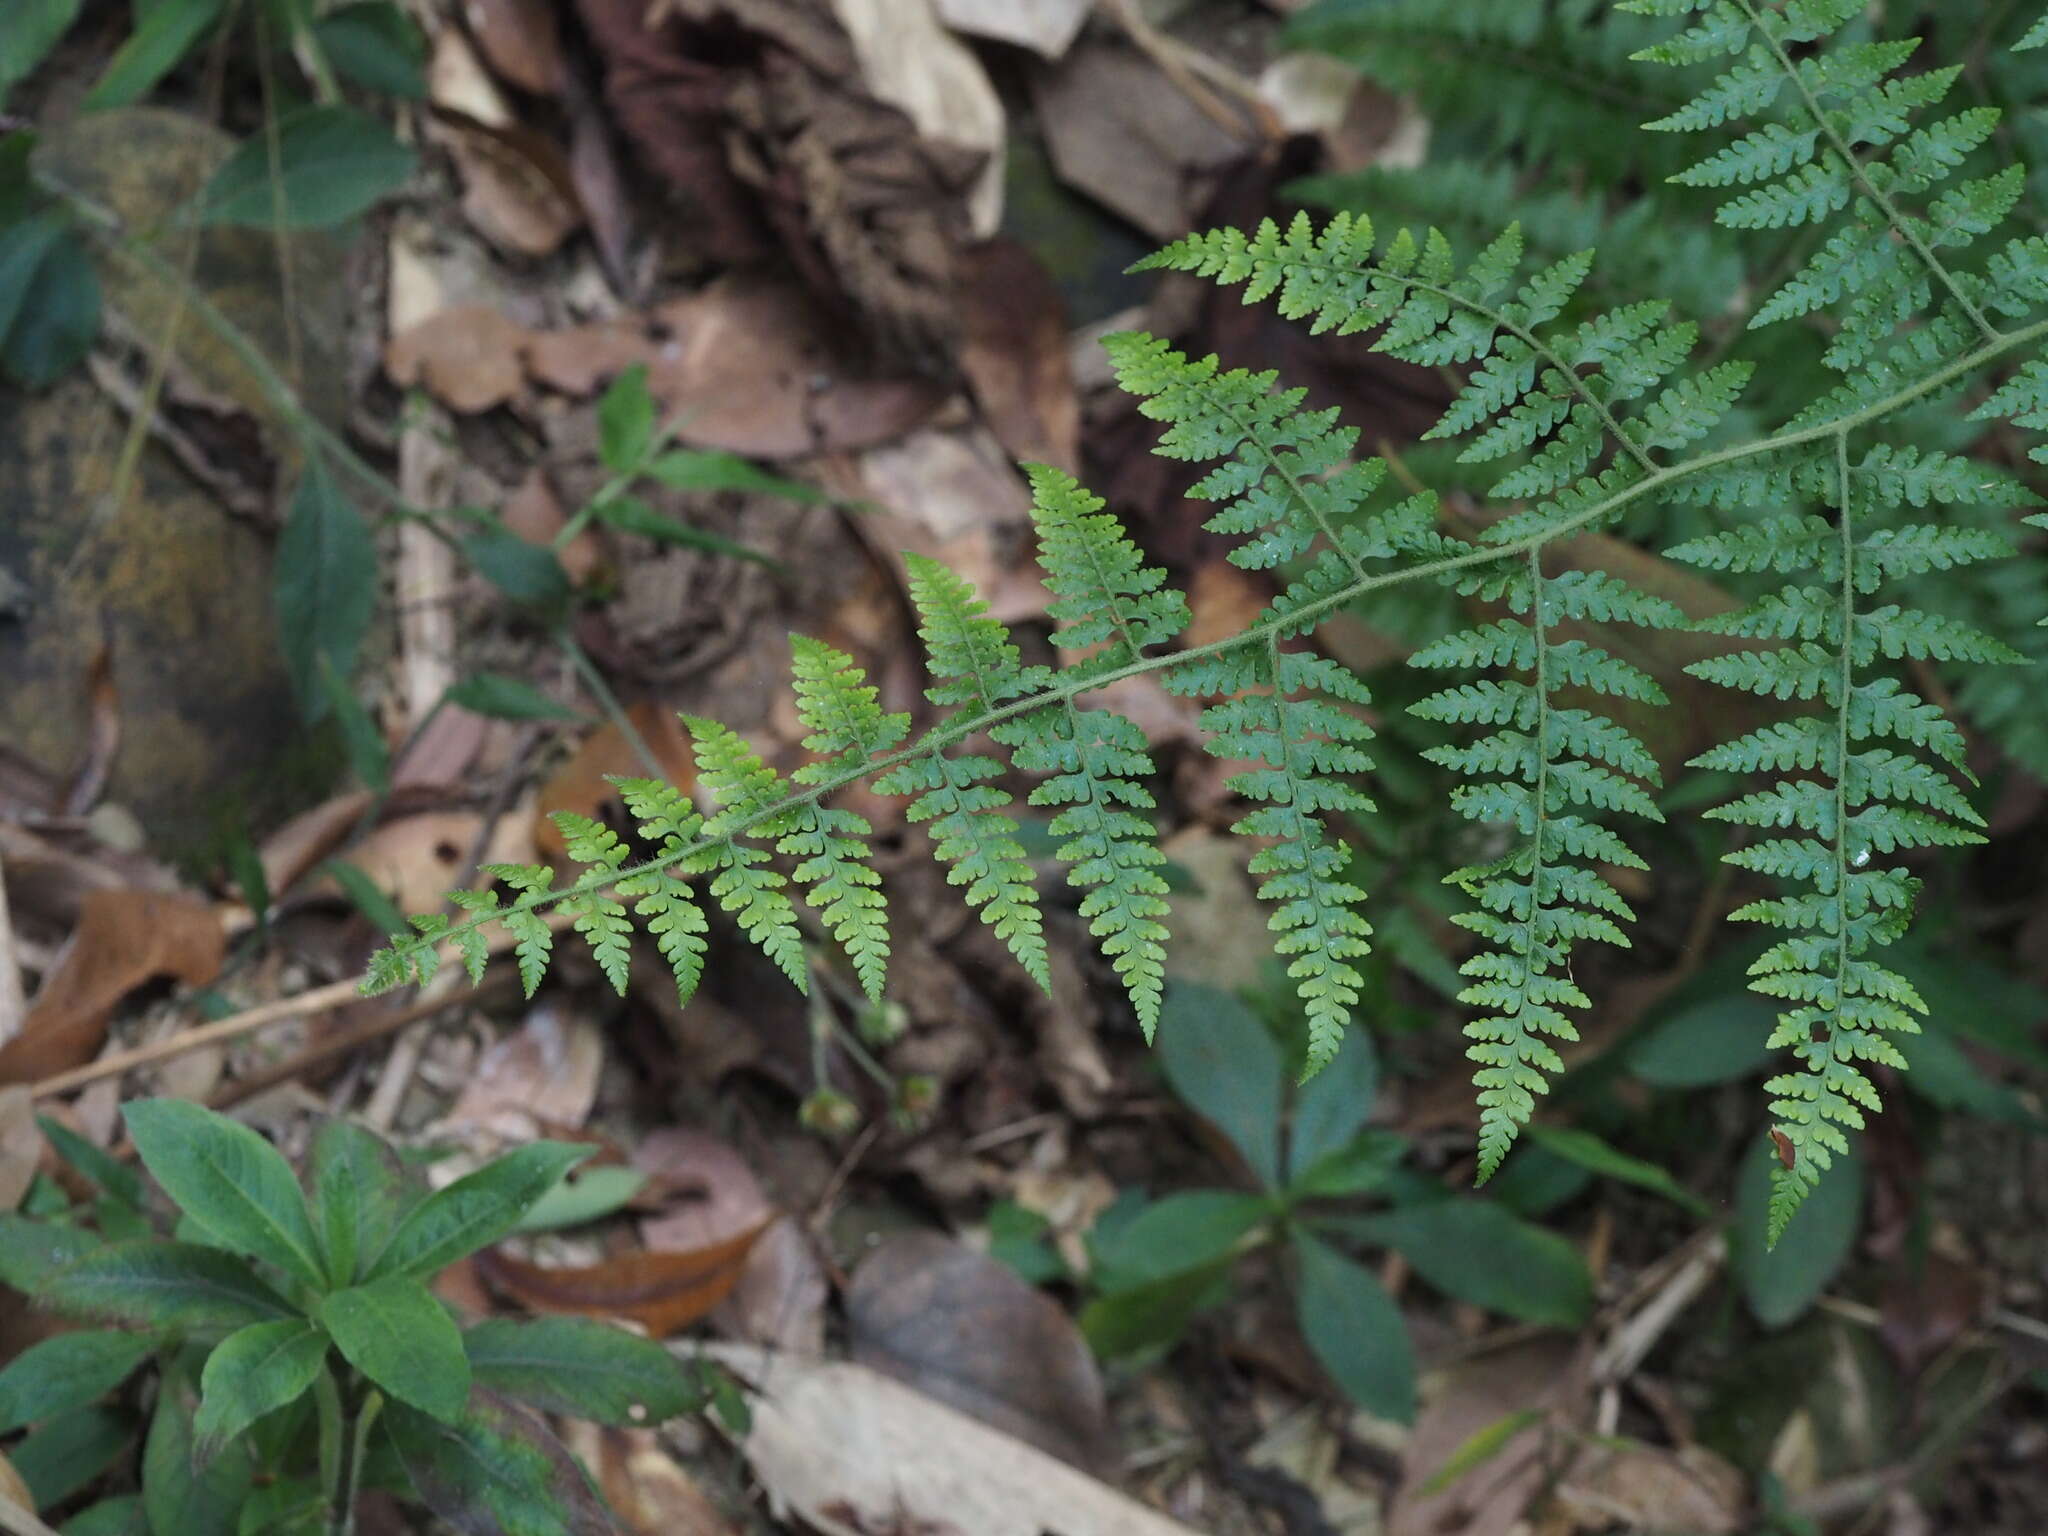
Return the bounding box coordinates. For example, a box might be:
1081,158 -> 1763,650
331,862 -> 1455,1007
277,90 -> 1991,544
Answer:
368,0 -> 2048,1240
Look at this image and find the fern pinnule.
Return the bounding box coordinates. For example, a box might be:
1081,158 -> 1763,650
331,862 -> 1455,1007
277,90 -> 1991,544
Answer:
873,557 -> 1050,990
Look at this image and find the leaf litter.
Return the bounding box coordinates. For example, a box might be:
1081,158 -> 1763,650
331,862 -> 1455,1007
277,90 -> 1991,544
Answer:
7,0 -> 2043,1533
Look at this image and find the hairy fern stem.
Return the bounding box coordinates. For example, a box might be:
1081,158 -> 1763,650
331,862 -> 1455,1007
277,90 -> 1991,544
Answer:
366,314 -> 2048,993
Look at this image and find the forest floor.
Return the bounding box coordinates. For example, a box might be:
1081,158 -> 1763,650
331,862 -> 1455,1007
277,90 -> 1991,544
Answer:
3,2 -> 2048,1534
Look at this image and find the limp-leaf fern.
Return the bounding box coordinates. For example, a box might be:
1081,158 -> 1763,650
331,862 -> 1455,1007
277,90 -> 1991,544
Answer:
367,0 -> 2048,1241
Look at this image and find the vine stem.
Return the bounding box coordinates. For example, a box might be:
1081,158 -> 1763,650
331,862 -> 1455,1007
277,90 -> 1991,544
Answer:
367,313 -> 2048,990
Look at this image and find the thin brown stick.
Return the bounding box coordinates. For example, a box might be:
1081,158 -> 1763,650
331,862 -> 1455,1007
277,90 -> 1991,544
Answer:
207,972 -> 510,1112
28,974 -> 369,1100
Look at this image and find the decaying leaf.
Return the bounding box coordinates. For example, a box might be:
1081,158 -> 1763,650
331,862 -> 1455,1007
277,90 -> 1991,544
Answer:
1032,40 -> 1248,241
466,0 -> 567,95
0,887 -> 225,1084
566,1423 -> 740,1536
957,238 -> 1079,474
645,276 -> 944,458
334,809 -> 538,918
934,0 -> 1092,60
444,1003 -> 605,1138
385,305 -> 529,414
475,1216 -> 772,1337
847,1232 -> 1110,1472
710,1344 -> 1199,1536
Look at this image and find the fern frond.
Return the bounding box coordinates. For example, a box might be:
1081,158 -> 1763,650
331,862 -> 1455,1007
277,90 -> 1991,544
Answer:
789,635 -> 910,778
485,863 -> 556,998
1412,552 -> 1676,1177
552,813 -> 633,994
679,718 -> 809,991
613,776 -> 711,1006
1168,645 -> 1376,1073
1024,464 -> 1190,668
1672,431 -> 2020,1240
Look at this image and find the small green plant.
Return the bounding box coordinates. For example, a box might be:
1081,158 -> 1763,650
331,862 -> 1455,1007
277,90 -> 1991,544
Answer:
0,1101 -> 721,1535
1020,984 -> 1601,1421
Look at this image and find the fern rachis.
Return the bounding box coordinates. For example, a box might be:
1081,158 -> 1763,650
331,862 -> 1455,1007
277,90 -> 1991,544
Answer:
366,1 -> 2048,1239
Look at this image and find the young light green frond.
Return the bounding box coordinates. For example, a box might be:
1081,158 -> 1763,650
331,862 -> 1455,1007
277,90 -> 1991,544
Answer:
789,635 -> 909,781
552,812 -> 633,994
675,721 -> 809,990
875,752 -> 1050,992
486,863 -> 556,998
995,703 -> 1170,1035
2020,12 -> 2048,48
1024,463 -> 1189,667
903,553 -> 1048,712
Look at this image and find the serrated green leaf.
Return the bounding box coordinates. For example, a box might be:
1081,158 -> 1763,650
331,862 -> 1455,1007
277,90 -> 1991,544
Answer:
320,1276 -> 468,1422
463,1316 -> 700,1425
193,1320 -> 328,1454
123,1100 -> 327,1292
367,1141 -> 590,1280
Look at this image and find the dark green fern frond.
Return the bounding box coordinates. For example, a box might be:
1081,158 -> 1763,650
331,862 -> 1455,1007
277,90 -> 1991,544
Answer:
1169,644 -> 1377,1073
1627,0 -> 2017,373
1671,437 -> 2024,1240
1285,0 -> 1700,183
1411,553 -> 1680,1176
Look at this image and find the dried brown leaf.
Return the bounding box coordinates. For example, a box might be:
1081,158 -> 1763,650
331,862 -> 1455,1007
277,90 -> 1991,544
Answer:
386,305 -> 529,414
474,1217 -> 772,1336
958,239 -> 1078,474
645,275 -> 943,458
847,1232 -> 1109,1472
445,1003 -> 605,1137
0,887 -> 225,1084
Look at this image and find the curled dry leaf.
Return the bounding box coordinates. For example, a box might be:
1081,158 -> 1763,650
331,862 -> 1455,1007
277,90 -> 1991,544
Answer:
523,321 -> 651,397
712,1344 -> 1199,1536
846,1232 -> 1109,1473
634,1129 -> 773,1252
435,111 -> 586,258
385,305 -> 530,414
0,887 -> 226,1084
475,1215 -> 773,1337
